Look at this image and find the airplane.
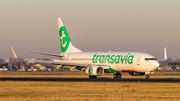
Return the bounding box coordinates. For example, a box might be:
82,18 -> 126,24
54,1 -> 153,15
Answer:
11,18 -> 168,79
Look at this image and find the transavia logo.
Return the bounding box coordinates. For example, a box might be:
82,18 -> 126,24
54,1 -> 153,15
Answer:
92,53 -> 134,64
61,31 -> 66,48
59,26 -> 70,53
90,68 -> 93,74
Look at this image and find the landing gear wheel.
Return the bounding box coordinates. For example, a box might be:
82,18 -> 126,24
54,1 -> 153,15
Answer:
113,74 -> 118,78
89,76 -> 97,79
113,72 -> 121,79
146,75 -> 150,79
118,74 -> 121,78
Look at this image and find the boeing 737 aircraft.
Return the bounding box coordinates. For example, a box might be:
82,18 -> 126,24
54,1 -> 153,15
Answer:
11,18 -> 168,79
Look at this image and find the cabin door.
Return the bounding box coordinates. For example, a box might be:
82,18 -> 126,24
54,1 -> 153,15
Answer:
137,55 -> 141,66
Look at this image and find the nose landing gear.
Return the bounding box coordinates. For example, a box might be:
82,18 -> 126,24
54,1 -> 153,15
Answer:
113,72 -> 121,79
146,75 -> 150,79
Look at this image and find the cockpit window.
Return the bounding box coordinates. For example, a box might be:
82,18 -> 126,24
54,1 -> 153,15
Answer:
145,58 -> 157,61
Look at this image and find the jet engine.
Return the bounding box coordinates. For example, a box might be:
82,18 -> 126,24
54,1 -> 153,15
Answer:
129,71 -> 151,76
85,66 -> 104,76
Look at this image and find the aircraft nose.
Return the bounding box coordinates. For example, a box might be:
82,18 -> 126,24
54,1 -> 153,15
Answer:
153,61 -> 160,69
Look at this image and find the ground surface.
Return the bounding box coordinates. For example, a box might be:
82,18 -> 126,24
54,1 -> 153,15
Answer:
0,72 -> 180,101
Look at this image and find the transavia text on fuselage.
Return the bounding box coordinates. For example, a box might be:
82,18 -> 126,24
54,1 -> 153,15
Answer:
92,53 -> 134,64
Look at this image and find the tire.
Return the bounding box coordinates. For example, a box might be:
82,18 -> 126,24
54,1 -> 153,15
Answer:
114,72 -> 121,79
113,74 -> 118,79
118,74 -> 121,78
146,75 -> 150,79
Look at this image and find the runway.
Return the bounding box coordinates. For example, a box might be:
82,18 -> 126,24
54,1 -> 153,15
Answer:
0,77 -> 180,82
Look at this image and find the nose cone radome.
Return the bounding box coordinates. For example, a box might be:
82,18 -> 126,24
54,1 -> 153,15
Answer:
152,61 -> 160,70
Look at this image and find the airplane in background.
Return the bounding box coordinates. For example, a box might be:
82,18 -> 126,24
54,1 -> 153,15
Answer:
11,18 -> 168,79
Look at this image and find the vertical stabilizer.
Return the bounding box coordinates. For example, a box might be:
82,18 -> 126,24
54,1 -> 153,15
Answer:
57,18 -> 82,53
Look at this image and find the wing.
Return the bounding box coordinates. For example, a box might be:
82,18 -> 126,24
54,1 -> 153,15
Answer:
11,46 -> 111,70
28,51 -> 63,57
24,59 -> 89,67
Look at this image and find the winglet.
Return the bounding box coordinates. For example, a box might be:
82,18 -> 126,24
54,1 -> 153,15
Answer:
11,46 -> 21,59
164,47 -> 167,60
157,47 -> 168,63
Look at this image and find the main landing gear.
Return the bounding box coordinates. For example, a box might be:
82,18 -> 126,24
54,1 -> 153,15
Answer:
146,75 -> 150,79
113,72 -> 121,79
89,76 -> 97,79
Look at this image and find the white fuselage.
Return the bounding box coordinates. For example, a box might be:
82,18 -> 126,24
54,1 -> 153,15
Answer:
59,52 -> 160,73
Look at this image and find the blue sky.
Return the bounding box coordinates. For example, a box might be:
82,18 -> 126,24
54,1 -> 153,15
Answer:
0,0 -> 180,60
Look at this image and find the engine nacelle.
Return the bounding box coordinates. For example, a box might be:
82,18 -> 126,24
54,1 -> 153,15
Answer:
85,66 -> 104,76
129,71 -> 152,76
